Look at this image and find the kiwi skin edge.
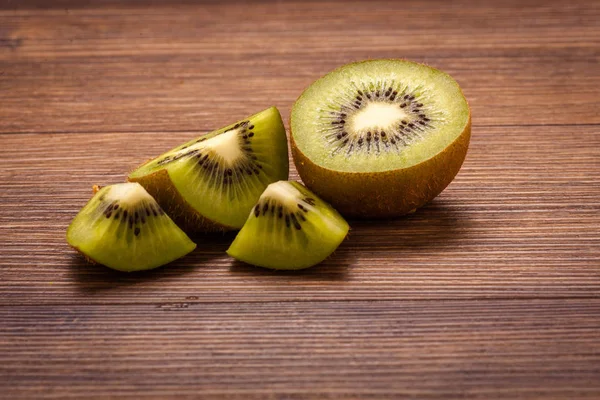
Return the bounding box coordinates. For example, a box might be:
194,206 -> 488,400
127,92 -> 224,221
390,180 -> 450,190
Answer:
128,168 -> 236,232
290,115 -> 471,219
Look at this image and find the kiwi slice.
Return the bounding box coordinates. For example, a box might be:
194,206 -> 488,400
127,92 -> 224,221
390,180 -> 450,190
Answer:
66,183 -> 196,272
128,107 -> 289,231
226,181 -> 349,270
290,59 -> 471,218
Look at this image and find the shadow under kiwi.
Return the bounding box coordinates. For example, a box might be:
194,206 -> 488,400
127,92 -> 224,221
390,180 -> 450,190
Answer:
70,198 -> 472,288
344,197 -> 473,253
69,230 -> 236,293
229,196 -> 472,279
228,239 -> 354,281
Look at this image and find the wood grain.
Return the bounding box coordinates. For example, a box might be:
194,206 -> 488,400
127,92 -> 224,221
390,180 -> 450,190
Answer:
1,0 -> 599,398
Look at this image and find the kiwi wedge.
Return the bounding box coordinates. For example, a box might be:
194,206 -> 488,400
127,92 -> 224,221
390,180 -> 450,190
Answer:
226,181 -> 349,270
66,183 -> 196,272
290,59 -> 471,218
129,107 -> 289,231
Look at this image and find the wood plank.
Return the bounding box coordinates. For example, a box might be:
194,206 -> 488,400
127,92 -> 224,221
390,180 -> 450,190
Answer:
1,54 -> 599,133
1,299 -> 599,399
1,125 -> 598,305
0,0 -> 599,133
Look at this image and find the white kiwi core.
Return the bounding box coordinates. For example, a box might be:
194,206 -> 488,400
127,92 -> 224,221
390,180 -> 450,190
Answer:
350,102 -> 407,133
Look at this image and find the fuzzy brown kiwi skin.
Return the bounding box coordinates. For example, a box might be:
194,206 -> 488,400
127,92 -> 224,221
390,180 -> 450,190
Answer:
128,169 -> 236,233
291,115 -> 471,219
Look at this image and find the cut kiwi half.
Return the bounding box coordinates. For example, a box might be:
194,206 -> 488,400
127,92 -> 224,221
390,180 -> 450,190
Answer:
129,107 -> 289,231
226,181 -> 349,270
66,183 -> 196,272
290,59 -> 471,218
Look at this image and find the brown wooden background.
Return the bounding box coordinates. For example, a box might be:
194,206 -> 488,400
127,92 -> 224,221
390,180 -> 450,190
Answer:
1,0 -> 599,398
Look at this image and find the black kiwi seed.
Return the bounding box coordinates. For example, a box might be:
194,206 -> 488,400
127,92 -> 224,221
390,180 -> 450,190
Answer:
317,82 -> 438,157
305,198 -> 316,206
105,212 -> 112,219
298,203 -> 307,212
248,132 -> 254,137
290,214 -> 301,230
263,203 -> 269,213
254,204 -> 260,217
134,227 -> 140,236
278,206 -> 283,219
285,215 -> 291,228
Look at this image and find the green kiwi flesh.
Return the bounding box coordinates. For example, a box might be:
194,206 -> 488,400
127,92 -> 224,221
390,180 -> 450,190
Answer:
66,183 -> 196,272
226,181 -> 349,270
290,60 -> 471,217
128,107 -> 289,231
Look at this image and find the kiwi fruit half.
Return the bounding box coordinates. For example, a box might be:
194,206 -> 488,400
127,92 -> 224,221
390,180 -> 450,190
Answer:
290,59 -> 471,218
226,181 -> 349,270
128,107 -> 289,231
66,183 -> 196,272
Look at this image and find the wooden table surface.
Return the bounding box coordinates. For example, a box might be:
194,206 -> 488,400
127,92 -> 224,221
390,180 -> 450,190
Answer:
1,0 -> 599,398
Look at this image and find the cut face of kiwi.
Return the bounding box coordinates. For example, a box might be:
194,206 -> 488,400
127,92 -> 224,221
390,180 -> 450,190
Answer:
128,107 -> 289,231
290,59 -> 471,217
226,181 -> 349,270
66,183 -> 196,272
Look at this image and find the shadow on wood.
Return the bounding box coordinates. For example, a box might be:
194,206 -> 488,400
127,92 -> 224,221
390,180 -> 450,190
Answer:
228,197 -> 472,279
68,231 -> 237,293
343,197 -> 472,252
